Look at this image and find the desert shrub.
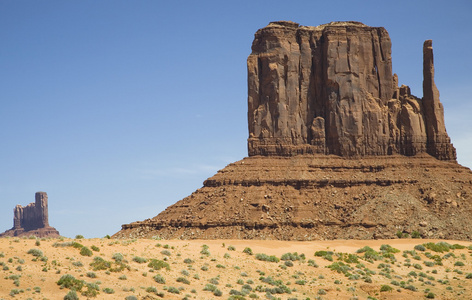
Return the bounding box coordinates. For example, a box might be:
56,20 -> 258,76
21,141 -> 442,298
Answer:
200,245 -> 210,256
284,260 -> 293,267
243,247 -> 253,255
80,246 -> 93,257
380,285 -> 393,292
201,265 -> 209,271
411,231 -> 421,238
145,286 -> 157,293
177,277 -> 190,284
214,289 -> 223,296
307,259 -> 318,267
166,286 -> 180,294
161,250 -> 172,256
318,289 -> 327,295
91,245 -> 100,252
75,235 -> 84,239
380,244 -> 400,253
126,296 -> 138,300
102,287 -> 114,294
424,242 -> 452,253
64,290 -> 79,300
424,261 -> 435,267
183,258 -> 193,264
426,292 -> 435,299
112,253 -> 124,262
181,269 -> 190,276
119,275 -> 127,280
466,273 -> 472,279
72,261 -> 83,267
281,252 -> 305,261
405,285 -> 417,291
414,244 -> 426,251
203,284 -> 217,292
216,264 -> 225,268
132,256 -> 147,263
413,264 -> 423,270
255,253 -> 279,263
82,282 -> 100,297
148,259 -> 170,270
57,274 -> 84,291
86,272 -> 97,278
27,248 -> 43,257
454,261 -> 465,267
228,245 -> 236,251
90,257 -> 111,271
153,274 -> 166,284
224,253 -> 231,259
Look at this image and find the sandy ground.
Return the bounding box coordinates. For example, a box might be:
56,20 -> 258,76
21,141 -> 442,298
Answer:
0,237 -> 471,300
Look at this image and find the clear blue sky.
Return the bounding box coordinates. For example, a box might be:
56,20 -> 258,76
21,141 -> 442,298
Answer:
1,0 -> 471,238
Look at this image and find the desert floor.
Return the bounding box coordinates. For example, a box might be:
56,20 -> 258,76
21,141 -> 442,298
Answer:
0,237 -> 471,300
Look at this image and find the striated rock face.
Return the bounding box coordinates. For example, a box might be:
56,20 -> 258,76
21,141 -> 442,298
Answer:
1,192 -> 60,238
247,21 -> 455,159
113,21 -> 470,241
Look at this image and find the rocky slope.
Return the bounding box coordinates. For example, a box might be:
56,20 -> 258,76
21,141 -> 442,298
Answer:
114,21 -> 470,240
116,155 -> 472,240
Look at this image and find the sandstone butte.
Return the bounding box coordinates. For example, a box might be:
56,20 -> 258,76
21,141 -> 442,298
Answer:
114,21 -> 472,241
0,192 -> 60,238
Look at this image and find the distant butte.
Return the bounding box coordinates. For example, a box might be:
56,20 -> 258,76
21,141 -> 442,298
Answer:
113,21 -> 472,240
0,192 -> 60,238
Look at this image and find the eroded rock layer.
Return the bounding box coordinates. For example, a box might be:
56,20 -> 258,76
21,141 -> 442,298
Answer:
0,192 -> 60,238
247,21 -> 455,159
115,155 -> 472,240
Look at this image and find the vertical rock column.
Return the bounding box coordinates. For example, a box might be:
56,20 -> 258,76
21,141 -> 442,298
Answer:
35,192 -> 49,228
422,40 -> 456,160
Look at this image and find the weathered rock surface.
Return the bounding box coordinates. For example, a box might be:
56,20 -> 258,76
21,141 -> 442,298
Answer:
247,21 -> 455,159
0,192 -> 60,238
113,21 -> 470,241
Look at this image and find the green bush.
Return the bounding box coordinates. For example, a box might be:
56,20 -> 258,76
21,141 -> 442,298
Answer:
86,272 -> 97,278
166,286 -> 180,294
148,259 -> 170,270
243,247 -> 253,255
426,292 -> 435,299
255,253 -> 279,263
57,274 -> 84,291
380,285 -> 393,292
281,252 -> 305,261
82,282 -> 100,297
102,287 -> 114,294
27,248 -> 43,257
176,277 -> 190,284
80,246 -> 93,257
414,244 -> 426,251
228,245 -> 236,251
75,235 -> 84,239
153,274 -> 166,284
90,257 -> 111,271
111,252 -> 124,262
64,290 -> 79,300
91,245 -> 100,252
380,244 -> 400,253
132,256 -> 148,263
454,261 -> 465,267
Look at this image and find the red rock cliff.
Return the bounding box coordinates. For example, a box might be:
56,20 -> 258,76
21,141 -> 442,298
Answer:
247,21 -> 456,160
